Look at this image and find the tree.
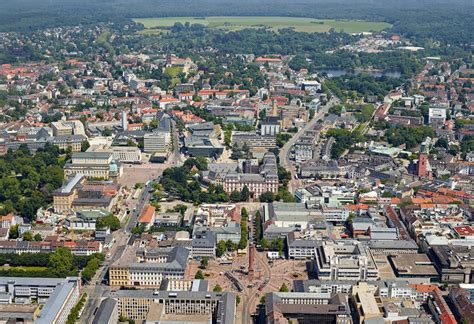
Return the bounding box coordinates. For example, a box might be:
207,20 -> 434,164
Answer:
22,231 -> 33,241
213,284 -> 223,292
80,141 -> 90,152
240,186 -> 250,202
8,224 -> 19,239
48,248 -> 75,277
241,207 -> 248,220
230,190 -> 241,202
236,295 -> 241,305
279,283 -> 289,292
195,270 -> 204,279
216,240 -> 226,257
34,233 -> 42,241
200,257 -> 209,269
261,238 -> 269,250
259,191 -> 274,203
435,138 -> 448,149
270,238 -> 284,256
96,214 -> 121,231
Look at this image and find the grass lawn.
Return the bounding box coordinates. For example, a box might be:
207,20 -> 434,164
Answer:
165,66 -> 184,87
96,29 -> 116,55
0,266 -> 48,271
133,16 -> 391,34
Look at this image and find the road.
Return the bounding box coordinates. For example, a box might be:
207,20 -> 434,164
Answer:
279,96 -> 339,194
241,210 -> 272,324
79,132 -> 183,323
79,179 -> 157,323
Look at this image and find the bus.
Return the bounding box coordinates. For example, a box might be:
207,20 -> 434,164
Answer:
237,249 -> 247,256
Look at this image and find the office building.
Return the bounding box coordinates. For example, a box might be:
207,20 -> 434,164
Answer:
114,290 -> 235,323
0,277 -> 81,324
314,241 -> 379,281
144,131 -> 170,153
265,292 -> 352,324
64,152 -> 122,180
109,246 -> 189,288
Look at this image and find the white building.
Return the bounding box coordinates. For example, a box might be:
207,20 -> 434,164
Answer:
144,132 -> 170,153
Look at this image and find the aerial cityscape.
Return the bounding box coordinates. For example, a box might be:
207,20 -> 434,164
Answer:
0,0 -> 472,323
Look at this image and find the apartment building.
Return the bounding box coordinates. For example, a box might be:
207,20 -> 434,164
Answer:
0,240 -> 102,256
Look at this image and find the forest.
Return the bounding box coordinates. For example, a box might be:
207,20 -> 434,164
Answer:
0,144 -> 64,220
0,0 -> 472,46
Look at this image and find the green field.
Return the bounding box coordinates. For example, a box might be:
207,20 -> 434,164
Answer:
0,266 -> 48,271
134,16 -> 391,34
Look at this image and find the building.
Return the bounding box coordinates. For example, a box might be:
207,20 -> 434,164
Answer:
449,285 -> 474,323
416,153 -> 432,179
138,204 -> 156,230
0,304 -> 40,323
389,254 -> 439,282
314,241 -> 379,281
295,185 -> 355,206
114,290 -> 236,323
232,132 -> 276,150
265,292 -> 352,324
0,240 -> 102,256
92,297 -> 118,324
351,291 -> 383,324
88,145 -> 142,163
53,173 -> 85,213
0,277 -> 81,324
309,98 -> 321,110
51,120 -> 85,136
427,287 -> 457,324
143,131 -> 170,153
64,209 -> 111,231
191,230 -> 216,259
260,116 -> 281,136
287,233 -> 318,259
220,153 -> 279,199
428,107 -> 447,126
184,135 -> 224,158
109,246 -> 189,288
51,134 -> 87,152
64,152 -> 122,180
53,175 -> 119,214
299,160 -> 348,179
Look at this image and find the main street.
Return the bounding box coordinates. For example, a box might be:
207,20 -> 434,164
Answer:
79,131 -> 183,323
279,96 -> 340,194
